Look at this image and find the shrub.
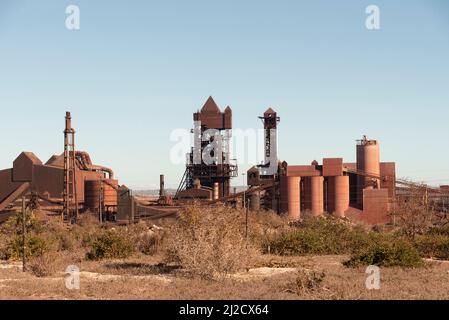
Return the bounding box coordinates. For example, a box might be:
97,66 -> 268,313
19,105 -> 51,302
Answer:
127,221 -> 165,255
164,205 -> 259,279
263,217 -> 381,256
56,233 -> 74,252
413,234 -> 449,260
86,229 -> 134,260
135,229 -> 163,255
294,269 -> 326,294
28,252 -> 60,277
3,235 -> 48,260
427,225 -> 449,237
0,210 -> 50,261
344,241 -> 424,268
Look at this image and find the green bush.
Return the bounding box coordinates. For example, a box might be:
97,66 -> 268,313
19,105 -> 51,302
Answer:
344,241 -> 424,268
413,234 -> 449,260
86,229 -> 134,260
3,235 -> 48,260
263,217 -> 383,256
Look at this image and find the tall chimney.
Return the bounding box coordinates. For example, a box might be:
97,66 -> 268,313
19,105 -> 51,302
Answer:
159,174 -> 165,197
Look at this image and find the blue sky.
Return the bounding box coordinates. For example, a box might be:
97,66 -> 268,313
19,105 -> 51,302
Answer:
0,0 -> 448,189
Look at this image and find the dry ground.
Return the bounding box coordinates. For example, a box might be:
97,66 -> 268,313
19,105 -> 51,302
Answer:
1,254 -> 449,300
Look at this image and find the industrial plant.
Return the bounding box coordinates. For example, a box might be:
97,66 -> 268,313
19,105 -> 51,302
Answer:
0,97 -> 448,225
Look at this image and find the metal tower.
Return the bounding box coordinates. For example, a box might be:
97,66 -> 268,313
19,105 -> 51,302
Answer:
258,108 -> 280,176
62,111 -> 79,223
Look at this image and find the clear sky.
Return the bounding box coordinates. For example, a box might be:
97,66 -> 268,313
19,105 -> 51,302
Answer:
0,0 -> 448,189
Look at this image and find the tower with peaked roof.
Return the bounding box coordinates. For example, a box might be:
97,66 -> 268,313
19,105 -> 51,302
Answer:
176,97 -> 237,199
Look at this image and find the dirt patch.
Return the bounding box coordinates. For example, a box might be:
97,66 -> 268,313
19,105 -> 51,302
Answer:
1,255 -> 449,299
233,267 -> 298,281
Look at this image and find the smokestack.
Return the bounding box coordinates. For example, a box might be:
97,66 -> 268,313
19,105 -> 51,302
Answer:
65,112 -> 72,132
159,174 -> 165,197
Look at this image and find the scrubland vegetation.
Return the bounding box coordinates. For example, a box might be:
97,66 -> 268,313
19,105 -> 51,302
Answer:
1,198 -> 449,299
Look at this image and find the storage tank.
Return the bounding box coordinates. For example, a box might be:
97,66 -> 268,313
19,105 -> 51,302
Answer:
287,176 -> 301,220
356,137 -> 380,205
334,175 -> 349,217
84,179 -> 118,213
84,180 -> 101,212
310,176 -> 324,216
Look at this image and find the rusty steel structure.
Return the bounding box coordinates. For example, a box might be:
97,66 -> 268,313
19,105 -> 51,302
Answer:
243,108 -> 402,225
0,112 -> 120,223
62,112 -> 79,222
1,97 -> 448,226
176,97 -> 238,201
258,108 -> 280,175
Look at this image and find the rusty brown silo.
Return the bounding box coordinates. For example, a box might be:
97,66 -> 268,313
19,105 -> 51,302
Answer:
287,176 -> 301,220
84,179 -> 118,213
334,175 -> 349,217
310,176 -> 324,216
356,137 -> 380,205
84,180 -> 101,212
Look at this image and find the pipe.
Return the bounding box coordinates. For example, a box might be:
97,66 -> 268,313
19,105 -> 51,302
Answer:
74,151 -> 114,179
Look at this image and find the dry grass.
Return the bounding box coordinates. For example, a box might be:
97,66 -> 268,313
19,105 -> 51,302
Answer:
164,205 -> 260,279
1,255 -> 449,300
1,203 -> 449,300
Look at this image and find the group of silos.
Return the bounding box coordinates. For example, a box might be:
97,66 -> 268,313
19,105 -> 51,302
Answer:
283,137 -> 381,219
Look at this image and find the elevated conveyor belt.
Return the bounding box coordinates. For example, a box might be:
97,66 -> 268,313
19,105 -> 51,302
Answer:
0,182 -> 30,211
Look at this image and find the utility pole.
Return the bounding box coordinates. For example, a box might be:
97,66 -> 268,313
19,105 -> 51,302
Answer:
245,200 -> 249,248
99,181 -> 104,223
21,196 -> 26,272
242,173 -> 246,207
242,173 -> 248,247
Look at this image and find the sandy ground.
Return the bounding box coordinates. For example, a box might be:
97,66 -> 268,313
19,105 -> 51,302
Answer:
1,255 -> 449,300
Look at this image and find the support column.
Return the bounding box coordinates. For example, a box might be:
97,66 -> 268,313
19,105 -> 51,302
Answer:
287,176 -> 301,220
334,176 -> 349,217
311,176 -> 324,216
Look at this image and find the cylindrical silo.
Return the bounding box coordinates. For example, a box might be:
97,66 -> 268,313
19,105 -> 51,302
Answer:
85,179 -> 118,214
287,176 -> 301,220
334,175 -> 349,217
84,180 -> 101,212
310,176 -> 324,216
356,137 -> 380,205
